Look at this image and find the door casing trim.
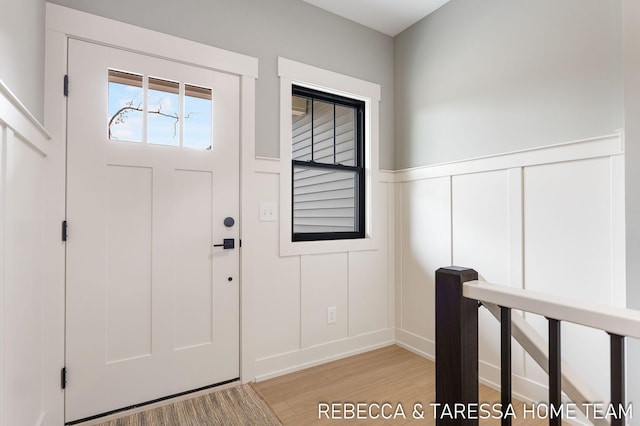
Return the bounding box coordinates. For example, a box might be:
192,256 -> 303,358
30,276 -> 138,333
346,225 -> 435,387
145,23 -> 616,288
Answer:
45,4 -> 258,423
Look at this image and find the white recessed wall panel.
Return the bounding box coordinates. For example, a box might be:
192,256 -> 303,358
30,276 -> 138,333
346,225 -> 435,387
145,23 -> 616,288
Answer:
172,170 -> 213,350
400,177 -> 451,340
524,157 -> 613,398
251,173 -> 302,359
301,253 -> 348,348
524,158 -> 612,301
4,131 -> 46,426
348,249 -> 388,337
105,165 -> 153,362
452,170 -> 510,285
452,170 -> 525,377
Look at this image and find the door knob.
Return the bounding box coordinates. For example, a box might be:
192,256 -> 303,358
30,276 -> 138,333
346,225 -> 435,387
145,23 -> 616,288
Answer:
213,238 -> 235,250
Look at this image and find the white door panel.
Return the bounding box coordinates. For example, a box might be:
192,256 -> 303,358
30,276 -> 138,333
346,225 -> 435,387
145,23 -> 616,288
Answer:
66,39 -> 240,422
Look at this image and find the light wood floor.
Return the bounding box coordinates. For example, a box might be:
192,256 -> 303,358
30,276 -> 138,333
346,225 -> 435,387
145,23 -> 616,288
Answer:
253,345 -> 548,425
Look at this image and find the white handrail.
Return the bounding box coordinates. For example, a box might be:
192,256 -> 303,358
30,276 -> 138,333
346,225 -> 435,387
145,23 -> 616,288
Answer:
463,280 -> 640,339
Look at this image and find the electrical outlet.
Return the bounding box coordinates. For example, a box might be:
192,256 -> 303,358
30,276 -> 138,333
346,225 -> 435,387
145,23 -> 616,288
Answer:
327,306 -> 337,324
259,202 -> 277,222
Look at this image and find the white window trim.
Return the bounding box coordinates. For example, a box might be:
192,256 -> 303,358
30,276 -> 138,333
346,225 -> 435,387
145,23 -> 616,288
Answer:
278,57 -> 381,256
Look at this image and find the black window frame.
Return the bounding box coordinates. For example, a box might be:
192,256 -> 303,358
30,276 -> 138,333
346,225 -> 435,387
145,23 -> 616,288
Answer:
291,85 -> 366,242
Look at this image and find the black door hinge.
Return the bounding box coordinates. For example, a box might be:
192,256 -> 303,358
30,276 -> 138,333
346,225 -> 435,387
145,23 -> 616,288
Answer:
61,367 -> 67,389
240,239 -> 242,248
64,75 -> 69,97
62,220 -> 68,242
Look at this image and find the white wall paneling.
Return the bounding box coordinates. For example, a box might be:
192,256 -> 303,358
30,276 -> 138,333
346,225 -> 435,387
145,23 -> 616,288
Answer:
452,169 -> 526,380
399,177 -> 451,348
523,157 -> 616,399
1,80 -> 52,426
249,157 -> 396,380
349,250 -> 389,337
246,170 -> 302,361
394,132 -> 625,403
301,253 -> 349,348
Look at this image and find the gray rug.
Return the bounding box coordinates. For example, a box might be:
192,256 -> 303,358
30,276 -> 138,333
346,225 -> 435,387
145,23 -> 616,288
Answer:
95,384 -> 282,425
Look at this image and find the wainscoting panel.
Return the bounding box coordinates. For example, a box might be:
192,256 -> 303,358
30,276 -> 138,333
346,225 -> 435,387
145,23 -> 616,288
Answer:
301,253 -> 349,348
452,170 -> 526,378
523,156 -> 617,399
244,171 -> 302,361
249,158 -> 395,381
400,177 -> 452,341
1,82 -> 52,426
348,249 -> 390,337
452,170 -> 510,286
395,133 -> 625,402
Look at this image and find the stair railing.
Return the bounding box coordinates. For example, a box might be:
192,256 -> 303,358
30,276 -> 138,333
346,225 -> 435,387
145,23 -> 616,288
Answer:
435,266 -> 640,426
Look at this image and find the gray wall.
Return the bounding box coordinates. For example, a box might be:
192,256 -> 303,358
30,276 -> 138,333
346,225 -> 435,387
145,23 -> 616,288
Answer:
0,0 -> 45,122
396,0 -> 637,415
47,0 -> 395,168
394,0 -> 623,169
624,0 -> 640,421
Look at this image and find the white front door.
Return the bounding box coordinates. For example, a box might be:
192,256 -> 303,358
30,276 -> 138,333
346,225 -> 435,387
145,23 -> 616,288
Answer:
65,39 -> 240,423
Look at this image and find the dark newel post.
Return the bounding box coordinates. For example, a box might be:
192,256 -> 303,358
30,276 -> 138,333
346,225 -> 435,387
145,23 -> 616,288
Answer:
435,267 -> 479,425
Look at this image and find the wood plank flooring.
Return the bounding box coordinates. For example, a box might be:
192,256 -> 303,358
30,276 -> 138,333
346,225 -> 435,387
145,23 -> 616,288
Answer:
253,345 -> 547,425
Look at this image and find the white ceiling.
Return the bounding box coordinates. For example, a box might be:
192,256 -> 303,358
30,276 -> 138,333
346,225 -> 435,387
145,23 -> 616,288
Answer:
302,0 -> 450,37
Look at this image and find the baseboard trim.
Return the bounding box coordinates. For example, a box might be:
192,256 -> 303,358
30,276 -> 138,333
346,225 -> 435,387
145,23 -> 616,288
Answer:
254,329 -> 394,382
479,360 -> 548,403
394,329 -> 435,361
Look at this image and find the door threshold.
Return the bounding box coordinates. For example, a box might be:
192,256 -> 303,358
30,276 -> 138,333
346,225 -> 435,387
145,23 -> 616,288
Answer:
66,378 -> 241,426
